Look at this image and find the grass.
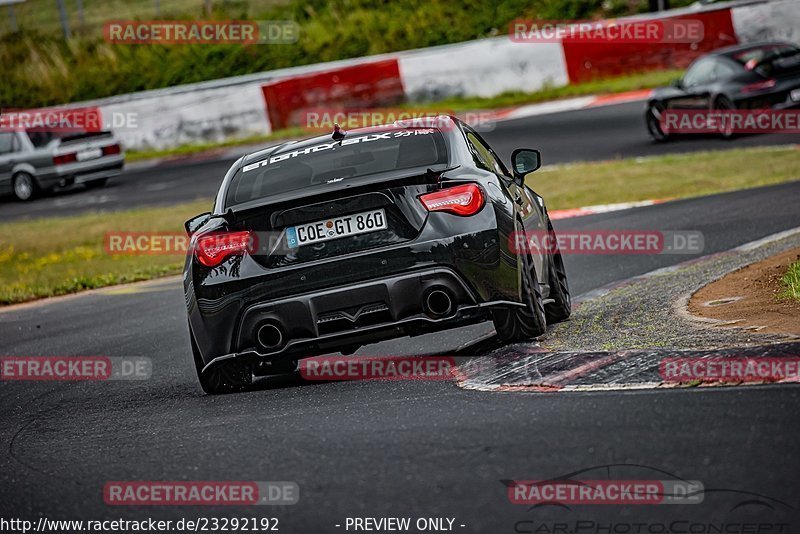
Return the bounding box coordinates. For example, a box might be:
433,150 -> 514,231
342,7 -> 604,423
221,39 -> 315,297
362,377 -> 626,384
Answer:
0,0 -> 696,108
125,69 -> 682,163
530,145 -> 800,210
780,260 -> 800,302
2,145 -> 798,306
3,0 -> 693,40
3,0 -> 288,37
0,200 -> 209,305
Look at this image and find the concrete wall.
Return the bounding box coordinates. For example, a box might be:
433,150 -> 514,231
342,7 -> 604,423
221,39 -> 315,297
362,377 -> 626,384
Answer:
43,0 -> 800,151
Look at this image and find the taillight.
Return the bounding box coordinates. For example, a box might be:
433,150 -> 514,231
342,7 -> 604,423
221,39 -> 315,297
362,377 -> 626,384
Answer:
53,153 -> 77,165
102,144 -> 121,156
419,183 -> 485,216
194,231 -> 254,267
742,79 -> 776,93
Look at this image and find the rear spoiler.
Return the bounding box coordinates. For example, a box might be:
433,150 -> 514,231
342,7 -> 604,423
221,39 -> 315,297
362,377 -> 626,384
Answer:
57,131 -> 114,144
221,164 -> 461,223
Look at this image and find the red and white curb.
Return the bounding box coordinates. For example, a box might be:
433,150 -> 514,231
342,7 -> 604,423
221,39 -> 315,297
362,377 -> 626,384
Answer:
549,199 -> 668,221
461,89 -> 653,124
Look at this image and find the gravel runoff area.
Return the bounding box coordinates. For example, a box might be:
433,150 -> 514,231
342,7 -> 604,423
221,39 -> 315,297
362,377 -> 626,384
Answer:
689,247 -> 800,335
456,227 -> 800,392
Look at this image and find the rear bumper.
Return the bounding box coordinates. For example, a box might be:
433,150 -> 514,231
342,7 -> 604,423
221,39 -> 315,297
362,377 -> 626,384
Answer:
37,156 -> 124,188
186,217 -> 522,367
200,267 -> 522,373
738,84 -> 800,110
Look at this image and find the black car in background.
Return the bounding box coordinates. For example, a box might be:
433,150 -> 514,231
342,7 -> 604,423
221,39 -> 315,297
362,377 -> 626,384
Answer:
183,116 -> 571,393
646,41 -> 800,141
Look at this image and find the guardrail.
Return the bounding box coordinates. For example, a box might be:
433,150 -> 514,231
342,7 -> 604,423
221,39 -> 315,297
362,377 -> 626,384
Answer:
29,0 -> 800,151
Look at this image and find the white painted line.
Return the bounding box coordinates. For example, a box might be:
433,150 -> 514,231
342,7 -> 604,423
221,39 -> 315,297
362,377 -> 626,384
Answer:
735,226 -> 800,252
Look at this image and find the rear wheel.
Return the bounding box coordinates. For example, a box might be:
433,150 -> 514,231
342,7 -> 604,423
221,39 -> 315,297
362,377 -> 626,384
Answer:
714,96 -> 736,139
645,103 -> 670,142
190,326 -> 253,395
493,245 -> 547,341
544,220 -> 571,323
12,172 -> 38,201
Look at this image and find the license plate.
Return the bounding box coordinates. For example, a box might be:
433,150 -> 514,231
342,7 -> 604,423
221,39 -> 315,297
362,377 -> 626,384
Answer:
286,209 -> 387,249
791,88 -> 800,102
76,148 -> 102,161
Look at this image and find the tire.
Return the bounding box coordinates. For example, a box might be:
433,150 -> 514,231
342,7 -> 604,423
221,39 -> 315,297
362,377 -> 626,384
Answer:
493,243 -> 547,342
85,178 -> 108,189
645,103 -> 670,142
12,172 -> 38,201
544,219 -> 571,323
713,96 -> 736,139
190,325 -> 253,395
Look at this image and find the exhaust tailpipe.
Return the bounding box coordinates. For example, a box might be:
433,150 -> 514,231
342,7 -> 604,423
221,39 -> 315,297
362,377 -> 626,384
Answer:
256,322 -> 285,351
425,288 -> 454,318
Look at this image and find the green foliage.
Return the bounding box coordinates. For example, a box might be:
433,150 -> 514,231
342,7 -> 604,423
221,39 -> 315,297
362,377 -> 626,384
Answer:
1,0 -> 696,108
781,261 -> 800,302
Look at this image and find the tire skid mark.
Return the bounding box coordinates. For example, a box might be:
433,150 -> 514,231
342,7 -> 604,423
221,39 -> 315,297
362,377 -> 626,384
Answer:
7,387 -> 85,482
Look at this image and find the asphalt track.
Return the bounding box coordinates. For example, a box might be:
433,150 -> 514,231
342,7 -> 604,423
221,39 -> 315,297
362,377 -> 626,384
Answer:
1,99 -> 798,221
2,177 -> 800,529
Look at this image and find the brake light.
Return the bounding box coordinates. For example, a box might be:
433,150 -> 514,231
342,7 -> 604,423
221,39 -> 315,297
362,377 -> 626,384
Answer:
53,153 -> 77,165
194,231 -> 254,267
419,183 -> 485,216
102,144 -> 121,156
742,79 -> 776,93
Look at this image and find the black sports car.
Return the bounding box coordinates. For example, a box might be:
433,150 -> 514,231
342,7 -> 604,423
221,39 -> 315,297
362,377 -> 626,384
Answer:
646,41 -> 800,141
183,116 -> 570,393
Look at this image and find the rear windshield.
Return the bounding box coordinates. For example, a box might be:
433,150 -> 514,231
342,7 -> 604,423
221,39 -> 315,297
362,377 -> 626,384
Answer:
26,131 -> 63,148
225,127 -> 448,208
732,44 -> 800,69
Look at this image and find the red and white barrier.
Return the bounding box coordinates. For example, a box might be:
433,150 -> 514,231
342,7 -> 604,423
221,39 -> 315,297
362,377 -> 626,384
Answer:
561,9 -> 738,82
398,39 -> 568,102
261,59 -> 405,130
38,0 -> 800,151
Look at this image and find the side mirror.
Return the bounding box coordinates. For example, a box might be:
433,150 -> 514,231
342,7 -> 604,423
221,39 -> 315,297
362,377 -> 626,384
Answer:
511,149 -> 541,185
671,78 -> 683,88
184,212 -> 211,236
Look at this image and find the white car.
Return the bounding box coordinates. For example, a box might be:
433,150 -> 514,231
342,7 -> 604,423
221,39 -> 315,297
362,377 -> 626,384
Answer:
0,130 -> 125,201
